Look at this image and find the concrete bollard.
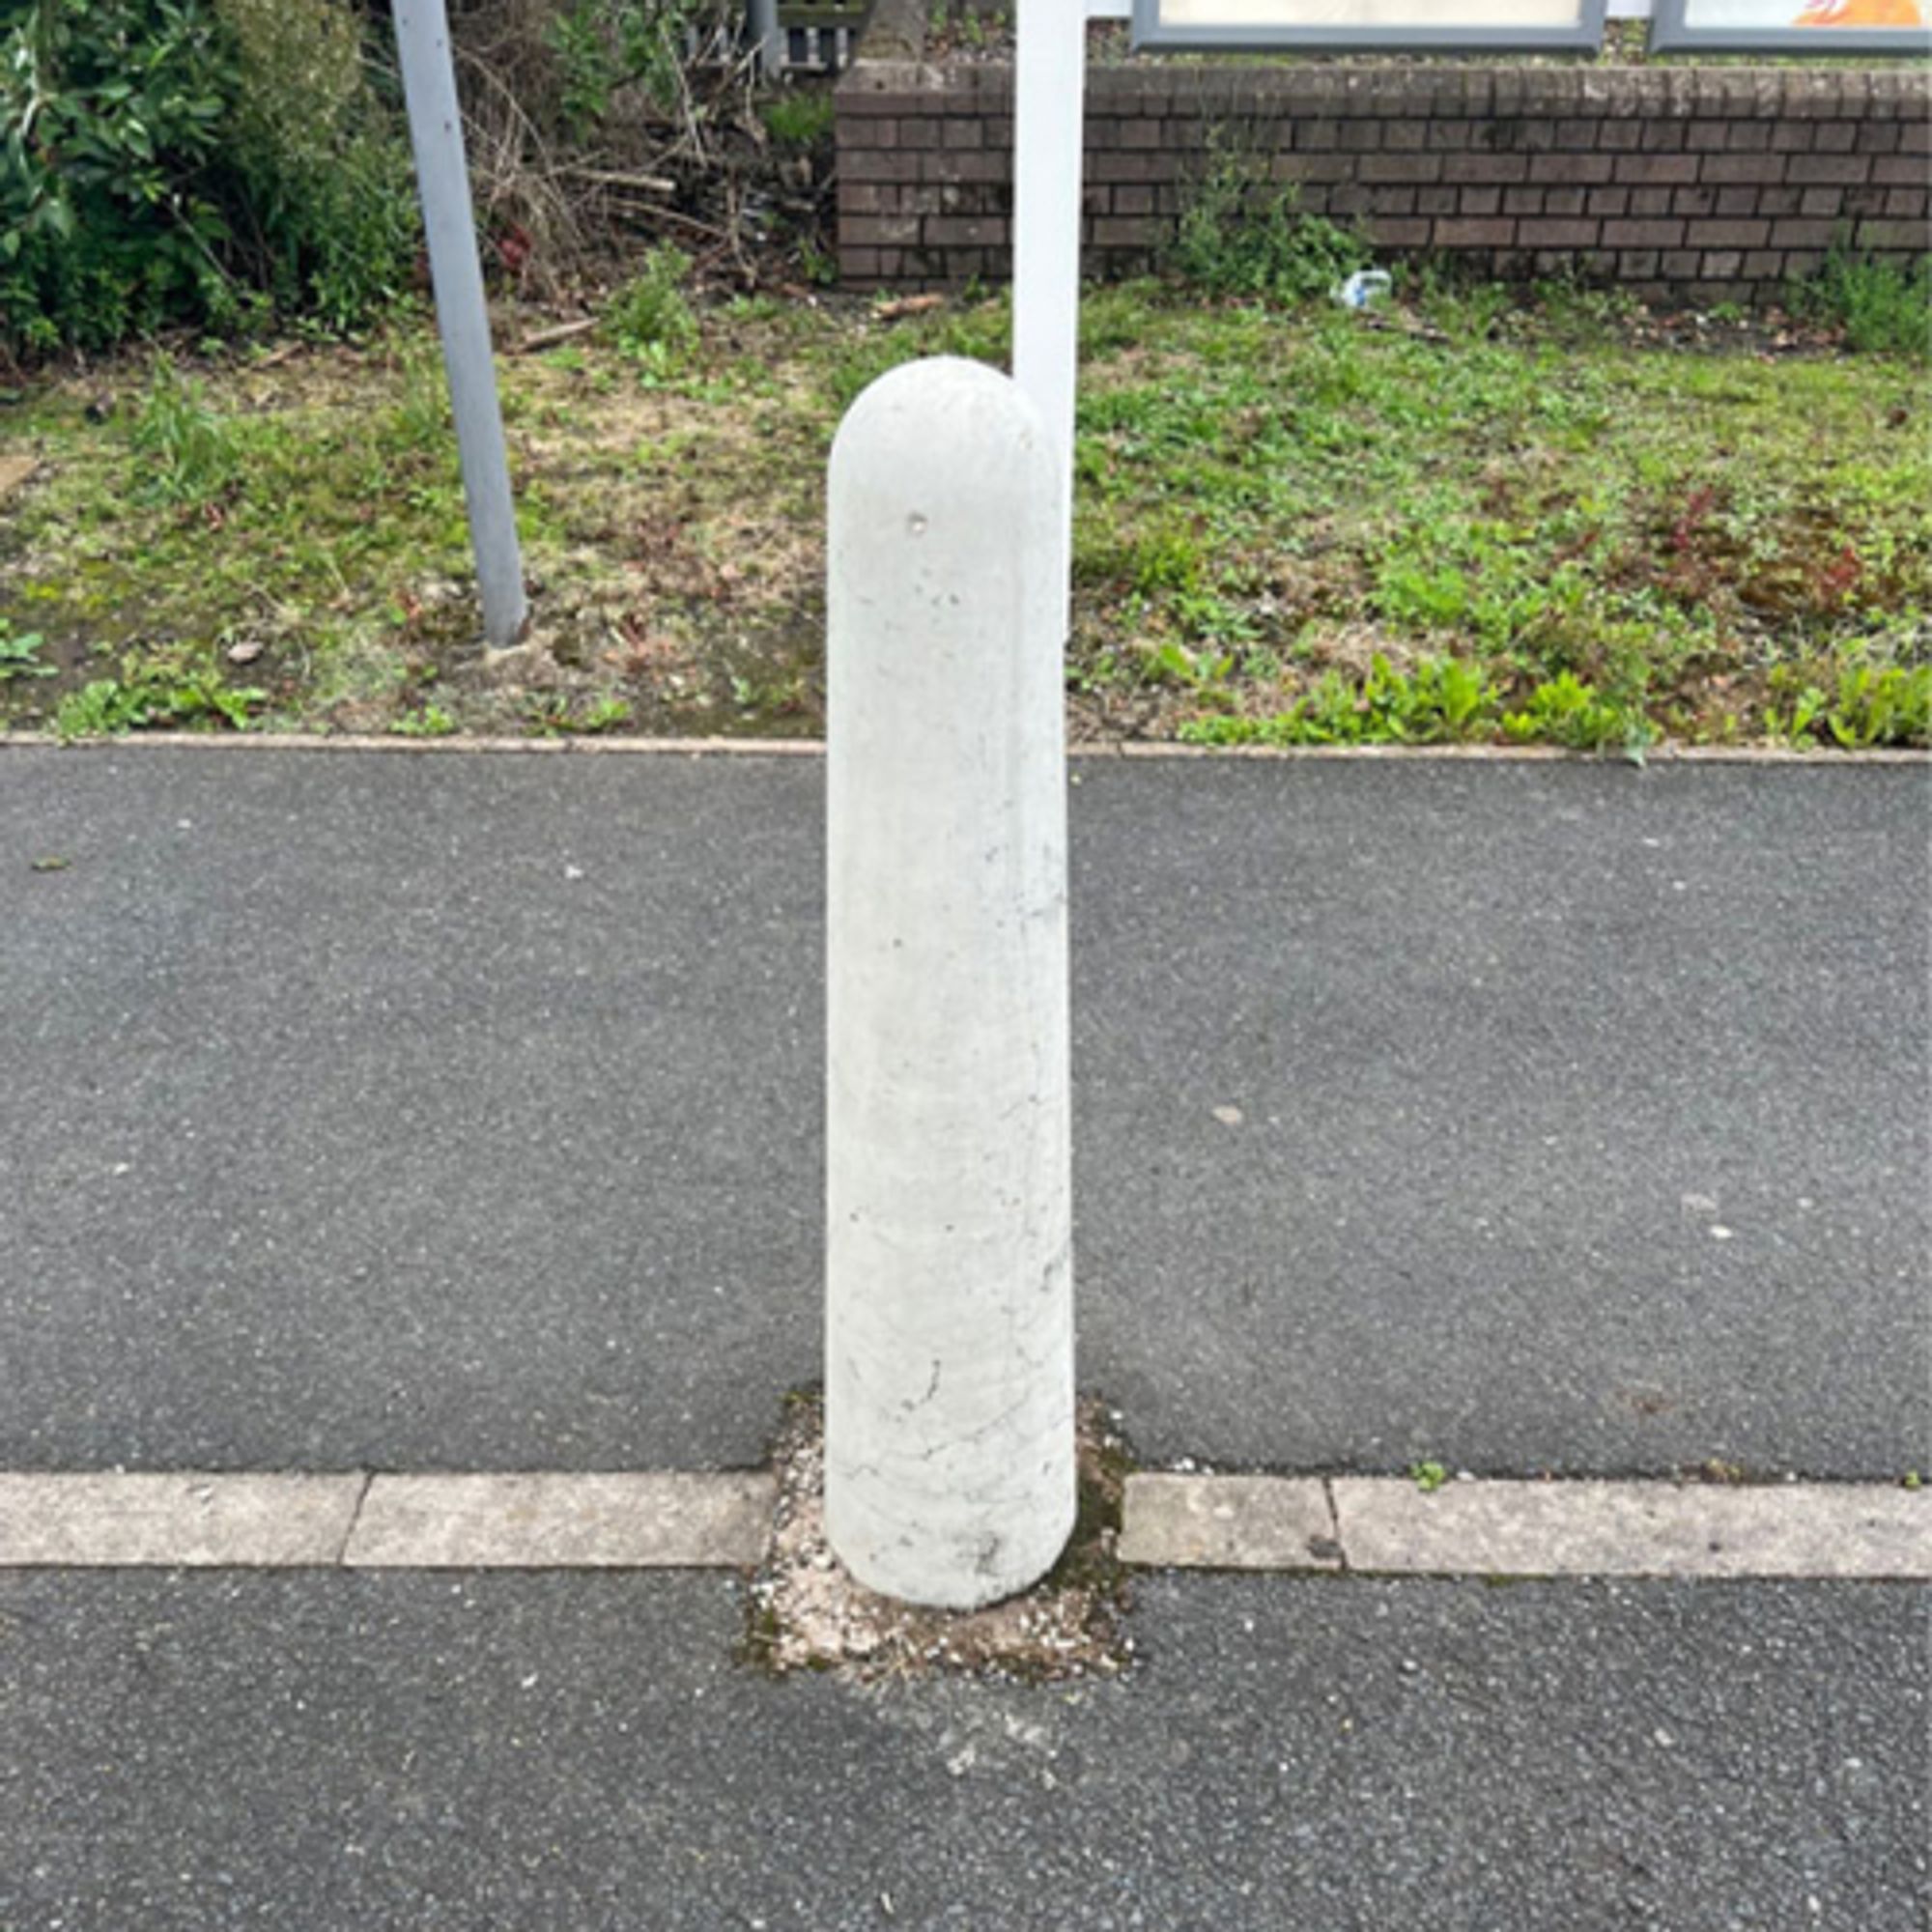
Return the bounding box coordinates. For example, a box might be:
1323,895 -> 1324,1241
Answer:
824,357 -> 1076,1610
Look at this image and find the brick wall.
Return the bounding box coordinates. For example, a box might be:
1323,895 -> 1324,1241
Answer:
836,60 -> 1931,305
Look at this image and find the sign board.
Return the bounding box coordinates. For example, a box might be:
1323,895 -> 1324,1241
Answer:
1648,0 -> 1927,50
1131,0 -> 1608,50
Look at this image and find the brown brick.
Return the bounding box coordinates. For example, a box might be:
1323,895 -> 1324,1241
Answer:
1366,216 -> 1432,247
1859,217 -> 1932,251
1416,186 -> 1458,215
1786,155 -> 1867,185
1272,152 -> 1353,186
1901,119 -> 1932,156
895,118 -> 941,152
1598,121 -> 1642,153
1427,120 -> 1477,151
1674,186 -> 1719,218
1884,187 -> 1930,222
843,213 -> 921,246
1640,120 -> 1686,153
1458,187 -> 1503,216
1726,123 -> 1774,153
1603,218 -> 1686,247
1443,154 -> 1530,185
1699,251 -> 1744,279
1091,152 -> 1160,185
1686,120 -> 1730,151
1338,122 -> 1382,153
1783,249 -> 1825,280
1359,153 -> 1444,185
1517,218 -> 1600,248
839,183 -> 899,215
923,214 -> 1005,246
939,118 -> 983,153
842,150 -> 920,185
1296,119 -> 1341,150
1842,185 -> 1889,217
941,153 -> 1009,185
1118,119 -> 1162,152
1554,118 -> 1600,149
1435,216 -> 1516,247
1811,122 -> 1860,155
1545,187 -> 1588,216
1535,153 -> 1615,186
1702,153 -> 1785,186
1688,218 -> 1771,248
1779,218 -> 1842,248
1585,186 -> 1631,217
1617,248 -> 1662,278
1856,120 -> 1903,156
840,246 -> 881,281
1503,186 -> 1546,215
1873,155 -> 1931,185
1629,188 -> 1674,217
1661,249 -> 1701,278
1369,185 -> 1418,217
1383,121 -> 1428,153
1618,154 -> 1701,186
1112,185 -> 1155,216
1742,250 -> 1785,279
1771,125 -> 1813,154
1090,215 -> 1158,247
1800,185 -> 1848,217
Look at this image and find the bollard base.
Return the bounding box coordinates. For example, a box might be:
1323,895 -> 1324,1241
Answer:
743,1393 -> 1136,1684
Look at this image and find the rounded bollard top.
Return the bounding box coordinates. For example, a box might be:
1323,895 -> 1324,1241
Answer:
830,355 -> 1053,505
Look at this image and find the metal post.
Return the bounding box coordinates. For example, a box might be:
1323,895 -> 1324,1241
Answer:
393,0 -> 528,649
824,357 -> 1076,1610
1011,0 -> 1090,600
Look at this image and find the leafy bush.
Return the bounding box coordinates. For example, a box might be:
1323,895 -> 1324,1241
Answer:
604,243 -> 697,372
0,0 -> 415,358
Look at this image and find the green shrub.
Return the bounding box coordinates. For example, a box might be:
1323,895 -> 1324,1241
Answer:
0,0 -> 415,358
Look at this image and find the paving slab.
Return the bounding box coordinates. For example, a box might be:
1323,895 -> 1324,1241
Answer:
1,749 -> 1925,1475
0,1568 -> 1922,1930
343,1471 -> 774,1568
0,1473 -> 362,1566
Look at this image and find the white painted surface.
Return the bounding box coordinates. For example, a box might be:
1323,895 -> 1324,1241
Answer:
824,357 -> 1077,1609
394,0 -> 528,648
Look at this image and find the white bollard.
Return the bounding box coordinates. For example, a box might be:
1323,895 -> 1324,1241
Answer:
824,357 -> 1076,1610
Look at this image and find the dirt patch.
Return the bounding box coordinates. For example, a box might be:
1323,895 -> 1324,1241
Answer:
743,1393 -> 1136,1684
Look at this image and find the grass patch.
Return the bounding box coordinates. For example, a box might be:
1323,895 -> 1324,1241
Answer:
1,278 -> 1925,748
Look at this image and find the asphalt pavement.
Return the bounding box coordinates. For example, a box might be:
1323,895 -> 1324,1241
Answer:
1,743 -> 1926,1932
2,747 -> 1924,1476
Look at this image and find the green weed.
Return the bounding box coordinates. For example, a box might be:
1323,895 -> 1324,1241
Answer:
604,245 -> 699,375
1790,242 -> 1931,361
130,356 -> 242,506
760,88 -> 835,148
1410,1461 -> 1450,1494
0,621 -> 54,681
1166,143 -> 1369,305
53,653 -> 263,742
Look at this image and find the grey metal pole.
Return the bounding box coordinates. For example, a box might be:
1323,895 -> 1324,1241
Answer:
749,0 -> 783,79
393,0 -> 528,649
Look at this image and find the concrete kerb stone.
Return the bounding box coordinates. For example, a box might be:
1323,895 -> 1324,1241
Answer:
4,1471 -> 1929,1577
344,1472 -> 775,1569
0,1473 -> 368,1567
1120,1475 -> 1932,1580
